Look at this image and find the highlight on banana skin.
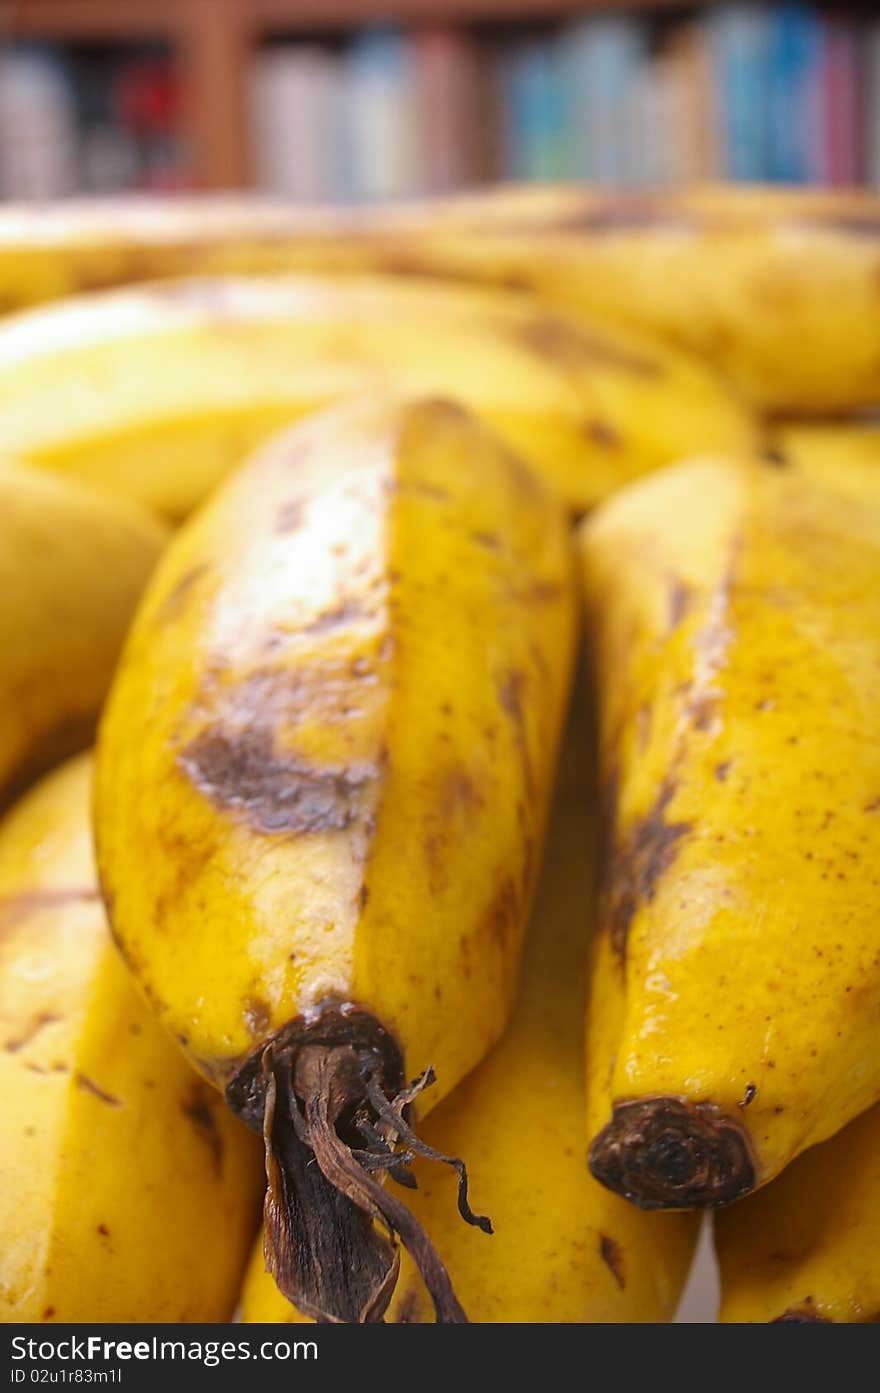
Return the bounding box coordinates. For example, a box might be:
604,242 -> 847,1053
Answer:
1,182 -> 880,1328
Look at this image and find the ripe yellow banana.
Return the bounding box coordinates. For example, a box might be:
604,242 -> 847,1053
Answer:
580,454 -> 880,1210
768,420 -> 880,479
240,697 -> 700,1323
0,459 -> 166,807
0,753 -> 262,1322
716,1102 -> 880,1322
94,396 -> 576,1323
351,182 -> 880,415
0,272 -> 756,520
1,186 -> 876,413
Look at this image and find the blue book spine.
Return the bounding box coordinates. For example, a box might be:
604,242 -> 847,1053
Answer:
767,4 -> 822,183
500,37 -> 569,183
562,16 -> 646,184
708,4 -> 771,181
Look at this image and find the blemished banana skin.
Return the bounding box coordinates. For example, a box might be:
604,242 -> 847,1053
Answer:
716,1101 -> 880,1323
0,459 -> 166,808
340,182 -> 880,416
0,272 -> 756,520
579,454 -> 880,1211
0,184 -> 876,412
94,396 -> 577,1323
769,420 -> 880,480
0,754 -> 263,1322
240,697 -> 700,1324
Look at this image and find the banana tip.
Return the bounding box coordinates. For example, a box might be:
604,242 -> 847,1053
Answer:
588,1096 -> 755,1210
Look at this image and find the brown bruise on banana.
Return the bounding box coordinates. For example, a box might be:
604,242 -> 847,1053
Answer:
589,1098 -> 756,1210
599,1234 -> 626,1290
182,1083 -> 225,1173
517,315 -> 661,380
600,777 -> 692,962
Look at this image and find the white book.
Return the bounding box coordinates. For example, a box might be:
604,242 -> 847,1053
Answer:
0,49 -> 79,199
249,46 -> 343,202
628,55 -> 689,186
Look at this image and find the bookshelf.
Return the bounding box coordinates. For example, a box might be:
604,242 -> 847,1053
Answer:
10,0 -> 717,188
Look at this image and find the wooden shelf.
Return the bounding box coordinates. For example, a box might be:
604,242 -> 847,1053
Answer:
11,0 -> 708,188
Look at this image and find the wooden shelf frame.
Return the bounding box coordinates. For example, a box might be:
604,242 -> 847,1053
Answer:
9,0 -> 707,188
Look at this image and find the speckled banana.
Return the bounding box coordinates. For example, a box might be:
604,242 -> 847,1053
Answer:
349,182 -> 880,415
0,185 -> 875,412
716,1101 -> 880,1323
0,753 -> 262,1322
580,453 -> 880,1211
94,396 -> 576,1323
239,696 -> 700,1324
0,459 -> 166,808
0,272 -> 756,520
768,419 -> 880,479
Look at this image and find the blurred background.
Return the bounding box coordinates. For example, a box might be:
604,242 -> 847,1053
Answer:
0,0 -> 877,200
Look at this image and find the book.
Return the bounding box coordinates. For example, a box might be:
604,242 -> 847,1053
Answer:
706,4 -> 771,182
868,22 -> 880,190
0,45 -> 79,199
819,15 -> 861,187
662,22 -> 719,182
562,15 -> 647,184
497,32 -> 570,184
249,45 -> 342,201
411,28 -> 485,191
766,3 -> 822,183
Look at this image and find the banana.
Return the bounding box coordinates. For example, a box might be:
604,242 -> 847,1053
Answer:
0,185 -> 875,411
768,420 -> 880,480
716,1102 -> 880,1322
0,272 -> 756,520
0,753 -> 262,1322
0,459 -> 166,808
94,396 -> 577,1323
240,695 -> 700,1323
352,182 -> 880,415
579,453 -> 880,1210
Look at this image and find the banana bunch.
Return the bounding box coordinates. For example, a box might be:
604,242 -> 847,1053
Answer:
0,271 -> 755,520
4,187 -> 880,1327
1,183 -> 878,412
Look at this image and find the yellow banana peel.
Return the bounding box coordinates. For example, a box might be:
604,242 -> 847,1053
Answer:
0,754 -> 263,1322
579,453 -> 880,1209
0,272 -> 756,519
717,1101 -> 880,1323
0,458 -> 166,807
94,396 -> 577,1322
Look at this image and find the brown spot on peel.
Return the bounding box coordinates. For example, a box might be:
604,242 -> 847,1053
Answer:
599,1234 -> 626,1289
602,781 -> 691,960
183,1085 -> 224,1171
589,1098 -> 756,1209
178,727 -> 378,834
75,1073 -> 122,1107
519,316 -> 661,378
158,564 -> 211,624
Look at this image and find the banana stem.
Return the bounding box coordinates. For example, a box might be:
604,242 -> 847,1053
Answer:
252,1022 -> 488,1323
